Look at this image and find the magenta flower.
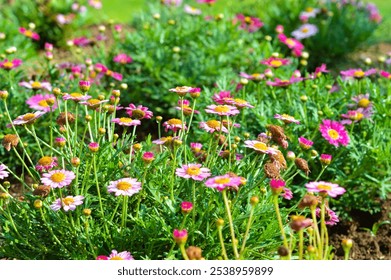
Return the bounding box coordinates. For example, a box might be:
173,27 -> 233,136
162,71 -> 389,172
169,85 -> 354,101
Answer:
306,181 -> 346,198
11,111 -> 46,126
234,14 -> 264,32
298,137 -> 313,150
340,68 -> 377,79
270,179 -> 285,196
266,77 -> 302,87
197,0 -> 215,4
108,250 -> 134,260
163,118 -> 186,133
111,117 -> 141,127
107,178 -> 142,197
142,152 -> 155,164
205,174 -> 242,192
277,33 -> 304,57
0,164 -> 9,179
340,108 -> 372,125
274,113 -> 300,124
72,36 -> 91,46
261,57 -> 290,68
125,104 -> 153,119
199,120 -> 228,133
162,0 -> 182,7
19,27 -> 40,41
26,94 -> 57,112
88,0 -> 102,9
205,104 -> 240,116
88,142 -> 99,153
0,59 -> 22,70
244,140 -> 277,155
380,70 -> 391,79
50,195 -> 84,212
79,80 -> 91,92
292,24 -> 318,40
181,201 -> 193,214
113,53 -> 133,64
319,119 -> 350,147
212,91 -> 233,104
316,207 -> 339,226
19,80 -> 52,91
282,187 -> 293,200
311,64 -> 329,78
240,72 -> 265,82
173,229 -> 188,245
320,154 -> 332,165
41,169 -> 76,188
35,156 -> 58,172
176,163 -> 211,181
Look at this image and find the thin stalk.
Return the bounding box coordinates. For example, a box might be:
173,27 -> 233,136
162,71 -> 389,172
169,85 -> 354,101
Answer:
239,204 -> 255,256
299,229 -> 304,260
222,189 -> 239,259
273,195 -> 289,253
93,155 -> 109,236
218,225 -> 228,260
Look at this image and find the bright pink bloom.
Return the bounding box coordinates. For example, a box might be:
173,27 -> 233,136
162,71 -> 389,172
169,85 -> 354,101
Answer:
0,59 -> 22,70
234,14 -> 264,32
270,179 -> 286,196
320,154 -> 332,165
212,91 -> 233,104
298,137 -> 313,150
50,195 -> 84,212
41,169 -> 76,188
107,178 -> 142,197
163,118 -> 186,133
19,81 -> 52,91
199,120 -> 228,133
176,163 -> 211,181
205,174 -> 242,192
190,142 -> 202,153
26,94 -> 57,112
142,152 -> 155,164
19,27 -> 40,41
312,64 -> 329,78
340,68 -> 377,79
306,181 -> 346,197
73,37 -> 91,46
125,104 -> 153,120
380,70 -> 391,79
261,57 -> 290,68
197,0 -> 216,4
113,53 -> 133,64
173,229 -> 188,244
108,250 -> 134,260
266,77 -> 303,87
319,119 -> 350,147
181,201 -> 193,214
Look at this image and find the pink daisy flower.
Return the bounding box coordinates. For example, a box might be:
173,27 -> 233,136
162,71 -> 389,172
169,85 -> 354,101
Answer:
320,154 -> 332,165
108,250 -> 134,260
349,94 -> 372,110
244,140 -> 277,155
311,64 -> 329,78
282,187 -> 293,200
266,77 -> 303,87
239,72 -> 265,82
19,80 -> 52,91
340,108 -> 372,125
205,174 -> 243,192
274,113 -> 300,124
205,104 -> 240,116
340,68 -> 377,79
142,152 -> 155,164
111,117 -> 141,127
270,179 -> 285,196
212,91 -> 233,104
113,53 -> 133,64
163,118 -> 187,133
277,33 -> 304,57
173,229 -> 188,244
88,0 -> 102,9
79,98 -> 109,109
35,156 -> 58,172
152,136 -> 179,146
224,98 -> 254,109
107,178 -> 142,197
26,94 -> 57,112
162,0 -> 182,6
319,119 -> 350,147
298,137 -> 313,150
184,4 -> 202,15
41,169 -> 76,188
125,104 -> 153,120
169,86 -> 195,97
292,24 -> 318,40
176,163 -> 211,181
234,14 -> 264,32
19,27 -> 40,41
261,57 -> 290,68
199,120 -> 228,133
0,164 -> 9,179
305,181 -> 346,198
380,70 -> 391,79
11,111 -> 46,126
190,142 -> 202,153
0,59 -> 22,70
63,93 -> 91,102
316,207 -> 339,226
50,195 -> 84,212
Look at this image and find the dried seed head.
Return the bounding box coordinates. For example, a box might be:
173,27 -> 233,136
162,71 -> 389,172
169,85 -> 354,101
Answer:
2,134 -> 19,151
264,162 -> 281,179
269,149 -> 287,170
186,246 -> 203,260
56,112 -> 75,126
298,194 -> 319,209
33,185 -> 51,198
278,246 -> 289,257
295,158 -> 310,176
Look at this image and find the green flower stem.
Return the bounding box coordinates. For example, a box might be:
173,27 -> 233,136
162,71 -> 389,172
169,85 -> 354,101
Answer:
39,208 -> 69,254
191,180 -> 196,223
314,166 -> 327,182
179,244 -> 189,260
310,207 -> 322,259
239,204 -> 255,256
136,167 -> 148,219
74,104 -> 79,147
4,166 -> 32,190
93,155 -> 109,237
121,195 -> 129,231
222,189 -> 239,259
320,197 -> 327,259
217,225 -> 228,260
179,214 -> 189,230
110,199 -> 121,223
157,120 -> 162,153
179,97 -> 185,140
128,125 -> 138,165
31,124 -> 44,157
49,107 -> 54,156
11,147 -> 37,183
169,148 -> 178,201
24,126 -> 63,156
84,106 -> 94,142
272,195 -> 289,254
298,229 -> 304,260
182,99 -> 197,164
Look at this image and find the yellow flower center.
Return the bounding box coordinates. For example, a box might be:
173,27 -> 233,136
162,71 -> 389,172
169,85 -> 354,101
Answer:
132,109 -> 145,119
206,120 -> 220,129
353,70 -> 365,78
24,30 -> 33,38
38,156 -> 53,166
214,105 -> 230,113
234,98 -> 247,104
214,177 -> 231,185
51,172 -> 66,183
110,256 -> 124,260
186,166 -> 201,176
23,113 -> 36,121
31,81 -> 42,89
301,27 -> 309,33
327,129 -> 339,140
358,98 -> 370,108
316,184 -> 332,191
286,38 -> 295,46
88,99 -> 100,105
281,114 -> 294,120
38,100 -> 49,107
3,61 -> 13,68
281,80 -> 290,83
191,7 -> 197,11
119,117 -> 133,123
70,93 -> 83,98
167,118 -> 182,125
62,197 -> 75,206
253,142 -> 268,151
306,7 -> 314,12
270,60 -> 283,67
175,86 -> 191,93
244,16 -> 252,23
351,112 -> 364,121
117,181 -> 132,191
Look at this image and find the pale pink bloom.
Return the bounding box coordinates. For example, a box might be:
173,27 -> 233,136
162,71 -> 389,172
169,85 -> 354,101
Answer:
176,163 -> 211,181
292,24 -> 318,40
239,72 -> 265,81
114,25 -> 122,32
282,187 -> 293,200
152,136 -> 179,146
26,94 -> 57,112
299,8 -> 320,19
319,119 -> 350,147
340,68 -> 377,79
244,140 -> 277,155
44,43 -> 53,51
41,169 -> 76,188
35,156 -> 58,172
274,114 -> 300,124
50,195 -> 84,212
113,53 -> 133,64
108,250 -> 134,260
340,108 -> 372,125
261,57 -> 290,68
56,14 -> 75,25
19,27 -> 40,40
19,81 -> 52,91
190,142 -> 202,153
266,77 -> 303,87
224,98 -> 254,109
306,181 -> 346,198
107,178 -> 141,197
0,164 -> 9,179
63,93 -> 91,102
275,25 -> 284,33
199,120 -> 228,133
11,111 -> 45,126
79,98 -> 109,109
125,104 -> 153,119
163,119 -> 186,133
169,86 -> 195,96
205,104 -> 239,116
349,93 -> 372,110
162,0 -> 182,7
184,4 -> 201,15
88,0 -> 102,9
197,0 -> 215,4
111,117 -> 141,127
205,174 -> 242,192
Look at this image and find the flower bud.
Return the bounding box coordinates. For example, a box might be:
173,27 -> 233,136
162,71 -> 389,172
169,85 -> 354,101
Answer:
156,116 -> 163,123
55,137 -> 66,148
342,239 -> 353,251
216,218 -> 224,227
142,152 -> 155,164
98,128 -> 106,135
300,95 -> 308,102
250,196 -> 259,206
34,199 -> 43,209
52,88 -> 62,96
79,80 -> 90,93
0,90 -> 9,100
71,157 -> 81,167
85,115 -> 92,122
88,142 -> 99,153
181,201 -> 193,215
173,229 -> 188,245
83,209 -> 92,216
320,154 -> 332,165
133,143 -> 142,151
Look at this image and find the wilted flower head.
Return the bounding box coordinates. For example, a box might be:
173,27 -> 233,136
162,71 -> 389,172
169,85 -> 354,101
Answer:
290,215 -> 312,231
2,134 -> 19,151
